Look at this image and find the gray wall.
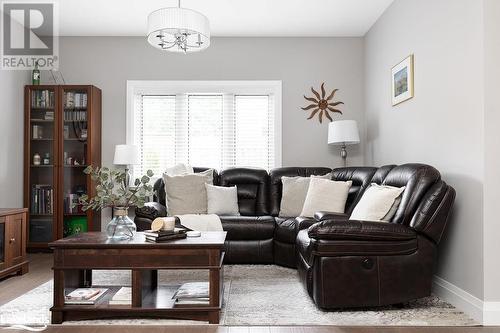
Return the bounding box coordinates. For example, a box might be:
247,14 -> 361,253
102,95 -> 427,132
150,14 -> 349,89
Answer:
364,0 -> 484,300
45,37 -> 365,170
0,71 -> 28,207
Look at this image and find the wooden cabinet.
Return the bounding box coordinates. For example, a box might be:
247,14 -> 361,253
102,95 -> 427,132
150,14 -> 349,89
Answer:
0,208 -> 28,279
24,85 -> 102,250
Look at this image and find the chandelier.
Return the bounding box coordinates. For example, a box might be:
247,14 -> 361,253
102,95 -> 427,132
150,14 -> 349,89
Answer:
147,0 -> 210,53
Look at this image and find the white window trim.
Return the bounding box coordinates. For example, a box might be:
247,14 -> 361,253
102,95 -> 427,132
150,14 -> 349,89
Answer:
126,80 -> 283,169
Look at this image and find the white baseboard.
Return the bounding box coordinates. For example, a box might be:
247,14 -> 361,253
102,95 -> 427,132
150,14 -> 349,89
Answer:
433,275 -> 500,325
483,302 -> 500,325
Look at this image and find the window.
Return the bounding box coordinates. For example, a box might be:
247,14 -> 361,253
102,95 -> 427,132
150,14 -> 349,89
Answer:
127,81 -> 282,179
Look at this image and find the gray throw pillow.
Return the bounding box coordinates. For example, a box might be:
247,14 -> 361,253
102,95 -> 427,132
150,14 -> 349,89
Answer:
279,173 -> 331,217
205,184 -> 240,216
163,169 -> 214,216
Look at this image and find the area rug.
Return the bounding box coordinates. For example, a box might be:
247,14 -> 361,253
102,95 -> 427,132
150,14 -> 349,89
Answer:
0,265 -> 477,326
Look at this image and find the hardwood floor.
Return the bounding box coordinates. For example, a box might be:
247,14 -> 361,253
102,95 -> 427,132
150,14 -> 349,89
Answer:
0,254 -> 497,332
0,253 -> 52,305
1,326 -> 499,333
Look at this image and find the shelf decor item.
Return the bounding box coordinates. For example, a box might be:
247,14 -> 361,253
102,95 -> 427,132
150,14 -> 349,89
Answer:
301,83 -> 344,123
74,166 -> 154,240
392,54 -> 414,105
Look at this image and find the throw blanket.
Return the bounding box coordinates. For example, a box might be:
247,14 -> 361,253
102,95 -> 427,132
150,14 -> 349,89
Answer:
176,214 -> 223,232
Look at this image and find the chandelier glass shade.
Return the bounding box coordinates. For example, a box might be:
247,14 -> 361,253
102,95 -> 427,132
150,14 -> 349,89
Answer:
147,3 -> 210,53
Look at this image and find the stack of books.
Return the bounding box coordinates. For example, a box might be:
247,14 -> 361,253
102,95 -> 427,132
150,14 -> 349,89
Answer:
172,282 -> 209,306
144,228 -> 187,243
65,288 -> 108,305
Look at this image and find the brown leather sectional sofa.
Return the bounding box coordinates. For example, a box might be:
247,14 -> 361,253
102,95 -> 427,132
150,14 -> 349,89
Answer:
135,164 -> 455,309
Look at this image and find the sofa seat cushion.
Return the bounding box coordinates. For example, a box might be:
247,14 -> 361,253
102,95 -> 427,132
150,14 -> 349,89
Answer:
308,220 -> 417,242
220,215 -> 275,240
274,217 -> 298,244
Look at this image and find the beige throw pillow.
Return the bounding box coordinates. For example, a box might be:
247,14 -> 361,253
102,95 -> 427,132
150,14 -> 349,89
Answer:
206,184 -> 240,216
279,173 -> 332,217
349,183 -> 406,222
163,169 -> 214,216
300,178 -> 352,218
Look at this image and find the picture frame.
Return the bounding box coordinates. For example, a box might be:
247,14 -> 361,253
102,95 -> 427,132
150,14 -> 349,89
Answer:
391,54 -> 414,106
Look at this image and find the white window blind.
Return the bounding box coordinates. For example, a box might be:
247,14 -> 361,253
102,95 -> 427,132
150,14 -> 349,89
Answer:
128,81 -> 281,179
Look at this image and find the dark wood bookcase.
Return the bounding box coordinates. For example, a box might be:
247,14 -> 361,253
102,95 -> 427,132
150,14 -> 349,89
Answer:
24,85 -> 102,250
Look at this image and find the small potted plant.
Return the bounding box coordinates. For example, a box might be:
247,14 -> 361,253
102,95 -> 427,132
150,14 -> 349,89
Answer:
74,166 -> 154,240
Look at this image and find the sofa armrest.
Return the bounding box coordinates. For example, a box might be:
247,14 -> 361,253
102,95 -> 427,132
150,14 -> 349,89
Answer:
296,216 -> 317,231
135,202 -> 167,220
308,219 -> 416,241
314,211 -> 349,222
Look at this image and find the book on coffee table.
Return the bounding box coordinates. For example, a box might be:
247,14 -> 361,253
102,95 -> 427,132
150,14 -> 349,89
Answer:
109,287 -> 132,305
65,288 -> 108,305
143,228 -> 187,238
173,282 -> 209,306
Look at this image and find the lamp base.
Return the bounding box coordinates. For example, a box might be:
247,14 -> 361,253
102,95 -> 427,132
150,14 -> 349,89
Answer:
340,144 -> 347,167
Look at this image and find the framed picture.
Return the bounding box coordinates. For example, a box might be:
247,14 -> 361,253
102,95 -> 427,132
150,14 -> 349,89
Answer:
392,54 -> 414,106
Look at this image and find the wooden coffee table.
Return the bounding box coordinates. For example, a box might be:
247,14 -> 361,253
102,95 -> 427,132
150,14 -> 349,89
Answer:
49,231 -> 226,324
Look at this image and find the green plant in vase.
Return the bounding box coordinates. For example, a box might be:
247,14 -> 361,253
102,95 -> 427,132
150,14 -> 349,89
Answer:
73,166 -> 154,240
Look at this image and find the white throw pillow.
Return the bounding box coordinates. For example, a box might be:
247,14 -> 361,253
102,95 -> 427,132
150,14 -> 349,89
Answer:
164,163 -> 194,177
300,178 -> 352,218
163,169 -> 214,216
205,184 -> 240,216
279,173 -> 332,217
350,183 -> 406,222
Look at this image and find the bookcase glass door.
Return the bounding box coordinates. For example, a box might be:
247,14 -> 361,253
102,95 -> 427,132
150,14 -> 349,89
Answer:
0,221 -> 4,266
61,88 -> 89,237
29,87 -> 56,243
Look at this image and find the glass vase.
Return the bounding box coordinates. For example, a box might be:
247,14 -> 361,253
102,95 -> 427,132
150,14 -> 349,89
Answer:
106,207 -> 136,240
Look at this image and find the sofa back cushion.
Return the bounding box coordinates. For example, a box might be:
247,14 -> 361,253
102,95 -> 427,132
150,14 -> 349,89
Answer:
377,164 -> 441,225
331,167 -> 378,214
219,167 -> 270,216
153,167 -> 219,207
269,167 -> 332,216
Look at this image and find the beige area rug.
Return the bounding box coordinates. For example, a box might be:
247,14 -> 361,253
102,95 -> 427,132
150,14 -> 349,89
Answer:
0,265 -> 477,326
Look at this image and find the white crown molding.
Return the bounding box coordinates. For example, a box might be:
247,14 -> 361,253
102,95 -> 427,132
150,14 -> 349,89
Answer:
433,275 -> 500,325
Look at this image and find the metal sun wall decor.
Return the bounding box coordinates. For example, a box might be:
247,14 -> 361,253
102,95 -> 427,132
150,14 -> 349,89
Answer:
302,83 -> 344,123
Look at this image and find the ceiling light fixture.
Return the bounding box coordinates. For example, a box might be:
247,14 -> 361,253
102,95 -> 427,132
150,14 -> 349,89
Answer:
147,0 -> 210,53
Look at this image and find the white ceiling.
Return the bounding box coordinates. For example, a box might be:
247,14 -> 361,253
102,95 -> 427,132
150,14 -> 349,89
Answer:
56,0 -> 394,37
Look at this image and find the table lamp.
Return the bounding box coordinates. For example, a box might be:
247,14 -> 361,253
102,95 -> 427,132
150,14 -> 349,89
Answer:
113,144 -> 140,188
328,120 -> 360,167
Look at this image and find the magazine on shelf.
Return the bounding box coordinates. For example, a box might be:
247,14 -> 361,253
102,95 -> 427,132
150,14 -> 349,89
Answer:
173,282 -> 210,306
65,288 -> 108,305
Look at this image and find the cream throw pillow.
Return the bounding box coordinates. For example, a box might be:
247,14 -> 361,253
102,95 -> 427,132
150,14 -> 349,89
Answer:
206,184 -> 240,216
300,178 -> 352,218
279,173 -> 332,217
350,183 -> 406,222
163,169 -> 214,216
163,163 -> 194,176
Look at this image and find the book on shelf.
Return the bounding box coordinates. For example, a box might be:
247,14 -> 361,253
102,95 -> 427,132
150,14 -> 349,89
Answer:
31,90 -> 55,108
173,282 -> 209,306
109,287 -> 132,305
31,185 -> 53,215
64,92 -> 88,108
65,288 -> 108,305
64,110 -> 87,121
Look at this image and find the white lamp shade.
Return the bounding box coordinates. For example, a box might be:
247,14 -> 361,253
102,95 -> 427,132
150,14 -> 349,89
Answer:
113,145 -> 140,165
328,120 -> 360,145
